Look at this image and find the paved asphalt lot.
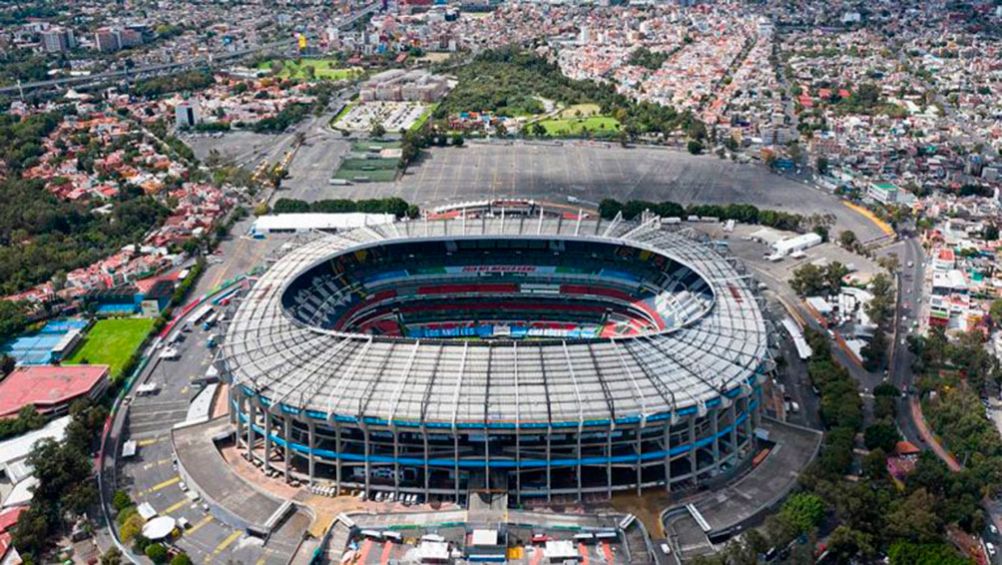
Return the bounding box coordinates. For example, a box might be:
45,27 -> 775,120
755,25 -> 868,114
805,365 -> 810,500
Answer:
297,141 -> 886,242
113,311 -> 278,565
663,419 -> 821,560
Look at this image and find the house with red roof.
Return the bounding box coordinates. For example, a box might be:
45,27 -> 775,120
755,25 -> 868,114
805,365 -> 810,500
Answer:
0,507 -> 25,565
0,365 -> 109,419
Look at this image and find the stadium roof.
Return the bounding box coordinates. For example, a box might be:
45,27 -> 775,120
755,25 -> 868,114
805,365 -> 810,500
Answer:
0,365 -> 109,418
223,216 -> 769,427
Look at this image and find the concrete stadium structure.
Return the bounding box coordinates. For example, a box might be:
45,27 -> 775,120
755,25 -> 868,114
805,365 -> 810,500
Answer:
222,213 -> 770,503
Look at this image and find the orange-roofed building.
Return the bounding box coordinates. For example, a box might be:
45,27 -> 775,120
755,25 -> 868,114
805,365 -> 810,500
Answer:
0,365 -> 110,419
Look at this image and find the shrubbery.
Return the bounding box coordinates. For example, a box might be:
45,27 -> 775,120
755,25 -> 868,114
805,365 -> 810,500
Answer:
597,198 -> 804,232
271,197 -> 419,219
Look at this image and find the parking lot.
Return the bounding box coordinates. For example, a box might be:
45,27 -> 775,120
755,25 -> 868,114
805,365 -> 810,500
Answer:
111,290 -> 283,564
334,101 -> 428,132
318,141 -> 886,242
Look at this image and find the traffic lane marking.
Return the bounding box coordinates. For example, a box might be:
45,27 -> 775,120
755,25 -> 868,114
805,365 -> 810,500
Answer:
205,530 -> 243,563
141,458 -> 172,471
142,476 -> 180,495
163,499 -> 190,515
186,515 -> 214,536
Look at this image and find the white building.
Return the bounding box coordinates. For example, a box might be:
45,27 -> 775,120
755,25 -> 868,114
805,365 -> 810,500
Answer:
250,213 -> 396,236
867,181 -> 899,205
175,100 -> 200,130
771,232 -> 823,256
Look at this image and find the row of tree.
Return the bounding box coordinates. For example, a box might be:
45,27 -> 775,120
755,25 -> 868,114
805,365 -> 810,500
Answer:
270,197 -> 419,219
251,102 -> 312,133
132,70 -> 214,99
789,262 -> 850,298
597,199 -> 806,232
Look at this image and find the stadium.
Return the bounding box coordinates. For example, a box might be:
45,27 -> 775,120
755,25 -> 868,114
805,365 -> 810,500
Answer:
222,213 -> 770,503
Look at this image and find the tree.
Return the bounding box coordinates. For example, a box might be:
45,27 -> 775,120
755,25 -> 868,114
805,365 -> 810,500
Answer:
827,526 -> 876,562
145,543 -> 169,564
451,133 -> 464,147
990,298 -> 1002,325
369,121 -> 386,139
779,492 -> 826,535
494,122 -> 508,137
0,354 -> 14,377
862,447 -> 889,480
864,421 -> 899,452
112,492 -> 133,512
789,263 -> 840,297
816,155 -> 829,175
11,504 -> 51,557
120,513 -> 144,543
687,139 -> 704,155
886,489 -> 942,543
598,199 -> 623,220
838,229 -> 859,250
866,273 -> 896,327
824,262 -> 849,294
267,166 -> 288,189
887,540 -> 968,565
28,437 -> 92,505
877,252 -> 900,273
874,383 -> 900,419
0,300 -> 28,342
170,553 -> 193,565
100,547 -> 123,565
862,328 -> 889,371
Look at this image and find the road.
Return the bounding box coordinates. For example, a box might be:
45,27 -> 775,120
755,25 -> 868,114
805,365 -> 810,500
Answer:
97,227 -> 286,563
98,277 -> 283,564
888,234 -> 927,446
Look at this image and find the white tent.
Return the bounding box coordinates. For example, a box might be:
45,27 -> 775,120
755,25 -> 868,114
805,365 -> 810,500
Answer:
142,516 -> 177,540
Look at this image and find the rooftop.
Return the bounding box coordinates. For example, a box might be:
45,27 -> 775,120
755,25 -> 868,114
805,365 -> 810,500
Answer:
0,365 -> 109,418
224,216 -> 768,427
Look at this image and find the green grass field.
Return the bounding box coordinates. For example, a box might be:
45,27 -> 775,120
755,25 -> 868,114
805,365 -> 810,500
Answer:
557,103 -> 602,119
65,318 -> 155,380
409,103 -> 439,132
350,140 -> 402,152
537,115 -> 621,137
340,158 -> 398,170
332,167 -> 398,182
258,59 -> 363,81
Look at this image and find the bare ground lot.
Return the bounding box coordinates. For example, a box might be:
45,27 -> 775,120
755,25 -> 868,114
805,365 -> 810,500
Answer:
317,141 -> 884,241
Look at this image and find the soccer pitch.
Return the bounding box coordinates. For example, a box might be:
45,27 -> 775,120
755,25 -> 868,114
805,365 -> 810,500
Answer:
65,318 -> 155,380
537,116 -> 621,137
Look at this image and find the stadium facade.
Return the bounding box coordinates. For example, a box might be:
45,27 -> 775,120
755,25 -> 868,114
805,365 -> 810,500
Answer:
223,214 -> 770,502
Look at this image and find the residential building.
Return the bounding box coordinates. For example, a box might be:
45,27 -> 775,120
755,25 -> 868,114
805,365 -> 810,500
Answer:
41,27 -> 75,53
175,100 -> 200,130
868,181 -> 899,205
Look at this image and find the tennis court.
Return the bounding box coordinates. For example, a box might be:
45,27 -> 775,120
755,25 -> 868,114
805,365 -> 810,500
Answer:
2,319 -> 89,365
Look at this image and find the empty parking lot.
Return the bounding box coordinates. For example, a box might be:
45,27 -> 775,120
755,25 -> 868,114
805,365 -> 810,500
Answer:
319,141 -> 884,241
